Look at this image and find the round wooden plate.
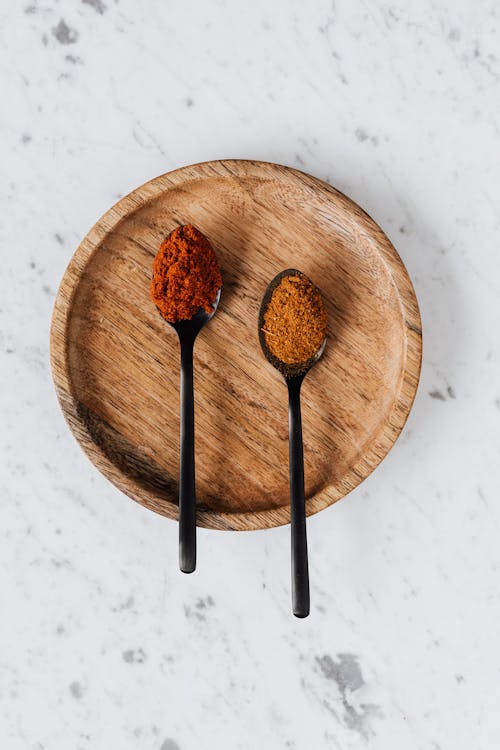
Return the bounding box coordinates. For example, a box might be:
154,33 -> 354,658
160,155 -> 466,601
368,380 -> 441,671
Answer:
50,160 -> 422,531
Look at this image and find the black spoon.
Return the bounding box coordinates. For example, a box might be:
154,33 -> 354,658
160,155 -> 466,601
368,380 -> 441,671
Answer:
170,289 -> 221,574
259,270 -> 326,618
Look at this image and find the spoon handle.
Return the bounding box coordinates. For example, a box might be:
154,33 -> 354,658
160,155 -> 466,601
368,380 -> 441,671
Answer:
179,337 -> 196,573
287,376 -> 310,618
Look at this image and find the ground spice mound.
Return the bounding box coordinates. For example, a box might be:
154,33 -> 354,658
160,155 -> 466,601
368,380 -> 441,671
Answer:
151,224 -> 222,323
262,273 -> 327,365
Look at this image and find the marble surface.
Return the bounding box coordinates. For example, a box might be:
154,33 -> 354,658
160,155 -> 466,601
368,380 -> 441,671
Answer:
2,1 -> 500,748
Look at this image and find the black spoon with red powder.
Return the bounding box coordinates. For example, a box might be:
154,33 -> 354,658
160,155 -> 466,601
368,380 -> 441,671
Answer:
151,225 -> 222,573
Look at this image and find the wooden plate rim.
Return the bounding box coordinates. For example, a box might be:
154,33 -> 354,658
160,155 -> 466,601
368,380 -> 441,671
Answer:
50,159 -> 422,531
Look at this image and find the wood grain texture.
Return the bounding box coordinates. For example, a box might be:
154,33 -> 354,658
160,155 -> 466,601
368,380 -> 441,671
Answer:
50,160 -> 422,531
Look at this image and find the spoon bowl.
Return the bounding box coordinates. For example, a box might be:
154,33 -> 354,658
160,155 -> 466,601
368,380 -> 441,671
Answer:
258,268 -> 326,379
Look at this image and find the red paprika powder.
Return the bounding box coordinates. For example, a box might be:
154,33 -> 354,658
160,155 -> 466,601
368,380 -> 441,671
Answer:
151,224 -> 222,323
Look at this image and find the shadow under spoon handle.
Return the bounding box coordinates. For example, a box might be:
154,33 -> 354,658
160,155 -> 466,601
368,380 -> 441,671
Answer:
179,336 -> 196,573
287,376 -> 310,618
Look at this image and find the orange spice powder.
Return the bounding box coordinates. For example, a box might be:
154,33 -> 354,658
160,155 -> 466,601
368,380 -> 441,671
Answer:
262,273 -> 327,364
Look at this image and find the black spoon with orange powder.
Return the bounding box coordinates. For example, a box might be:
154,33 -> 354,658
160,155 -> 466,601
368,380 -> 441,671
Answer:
259,269 -> 327,617
151,225 -> 222,573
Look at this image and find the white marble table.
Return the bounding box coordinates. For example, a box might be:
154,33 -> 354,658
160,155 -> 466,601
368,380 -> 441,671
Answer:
2,1 -> 499,748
